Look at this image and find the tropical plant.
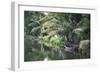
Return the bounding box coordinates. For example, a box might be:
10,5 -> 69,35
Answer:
24,11 -> 90,61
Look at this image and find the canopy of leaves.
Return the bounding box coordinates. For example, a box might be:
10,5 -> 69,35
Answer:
24,11 -> 90,61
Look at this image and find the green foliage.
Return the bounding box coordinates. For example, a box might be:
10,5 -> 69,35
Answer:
24,11 -> 90,61
49,35 -> 64,48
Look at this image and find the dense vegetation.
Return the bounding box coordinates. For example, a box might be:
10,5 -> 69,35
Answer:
24,11 -> 90,61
